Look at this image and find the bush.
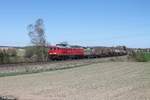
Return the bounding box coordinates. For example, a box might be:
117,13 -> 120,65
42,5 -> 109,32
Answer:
0,50 -> 10,64
143,53 -> 150,61
130,52 -> 150,62
25,46 -> 48,62
0,51 -> 4,63
0,48 -> 18,64
25,47 -> 35,58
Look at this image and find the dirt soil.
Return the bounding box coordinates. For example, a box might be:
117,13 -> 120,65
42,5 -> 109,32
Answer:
0,62 -> 150,100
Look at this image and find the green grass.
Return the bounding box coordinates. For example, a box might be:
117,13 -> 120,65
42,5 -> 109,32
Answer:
131,52 -> 150,62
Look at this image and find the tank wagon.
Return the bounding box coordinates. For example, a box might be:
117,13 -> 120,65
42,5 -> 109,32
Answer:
48,44 -> 127,60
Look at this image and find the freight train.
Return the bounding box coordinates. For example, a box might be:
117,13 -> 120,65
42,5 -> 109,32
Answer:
48,44 -> 127,60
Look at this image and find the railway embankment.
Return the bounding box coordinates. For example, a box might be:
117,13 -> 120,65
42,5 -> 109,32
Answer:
0,56 -> 128,77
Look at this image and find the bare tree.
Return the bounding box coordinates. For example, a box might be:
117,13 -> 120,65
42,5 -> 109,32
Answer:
27,18 -> 48,62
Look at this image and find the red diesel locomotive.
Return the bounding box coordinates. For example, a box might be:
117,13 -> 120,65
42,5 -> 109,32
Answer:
48,45 -> 84,60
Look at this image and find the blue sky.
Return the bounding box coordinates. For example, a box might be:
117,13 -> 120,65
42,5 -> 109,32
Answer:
0,0 -> 150,48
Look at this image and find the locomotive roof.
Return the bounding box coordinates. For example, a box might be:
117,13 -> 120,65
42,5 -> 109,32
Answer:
49,45 -> 83,49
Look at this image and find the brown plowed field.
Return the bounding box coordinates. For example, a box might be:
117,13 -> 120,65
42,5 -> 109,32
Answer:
0,62 -> 150,100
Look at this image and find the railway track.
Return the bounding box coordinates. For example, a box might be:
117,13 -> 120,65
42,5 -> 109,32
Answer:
0,55 -> 123,67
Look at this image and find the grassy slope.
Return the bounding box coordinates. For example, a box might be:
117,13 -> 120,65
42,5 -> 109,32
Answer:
131,52 -> 150,62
